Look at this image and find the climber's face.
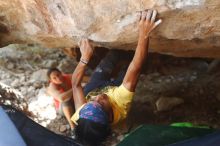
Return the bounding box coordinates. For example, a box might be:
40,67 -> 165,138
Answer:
49,71 -> 64,84
93,94 -> 112,116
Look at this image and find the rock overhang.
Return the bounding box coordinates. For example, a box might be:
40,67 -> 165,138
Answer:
0,0 -> 220,58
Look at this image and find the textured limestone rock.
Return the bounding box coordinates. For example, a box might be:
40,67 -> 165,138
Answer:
0,82 -> 28,111
0,0 -> 220,58
30,69 -> 48,83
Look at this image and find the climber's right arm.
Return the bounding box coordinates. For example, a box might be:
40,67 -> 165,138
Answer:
123,10 -> 162,92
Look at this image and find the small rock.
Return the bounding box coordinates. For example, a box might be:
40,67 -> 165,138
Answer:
112,133 -> 116,137
156,97 -> 184,112
177,77 -> 184,82
59,125 -> 67,133
33,82 -> 42,89
28,86 -> 35,93
57,115 -> 62,120
191,61 -> 209,72
20,76 -> 25,82
34,89 -> 40,96
66,124 -> 70,130
30,69 -> 48,82
117,135 -> 124,142
27,92 -> 35,99
5,74 -> 10,78
23,81 -> 31,86
189,75 -> 197,81
11,79 -> 20,87
20,87 -> 27,94
7,62 -> 15,69
1,79 -> 13,85
33,55 -> 42,61
207,59 -> 220,74
26,86 -> 35,98
58,60 -> 76,73
165,78 -> 171,83
42,60 -> 58,68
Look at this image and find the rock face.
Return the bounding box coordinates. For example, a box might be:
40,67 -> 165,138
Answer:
0,0 -> 220,58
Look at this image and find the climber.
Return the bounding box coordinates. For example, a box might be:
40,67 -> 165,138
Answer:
71,9 -> 162,145
47,68 -> 75,130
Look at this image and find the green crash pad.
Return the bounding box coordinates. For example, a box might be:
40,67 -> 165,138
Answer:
117,125 -> 215,146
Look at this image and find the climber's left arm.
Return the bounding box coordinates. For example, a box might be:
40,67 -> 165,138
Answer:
71,39 -> 94,110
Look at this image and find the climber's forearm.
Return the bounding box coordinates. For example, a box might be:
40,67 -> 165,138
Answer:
72,62 -> 87,109
132,36 -> 149,71
123,36 -> 149,91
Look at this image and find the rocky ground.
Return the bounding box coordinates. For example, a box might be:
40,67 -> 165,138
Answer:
1,45 -> 220,145
0,44 -> 78,136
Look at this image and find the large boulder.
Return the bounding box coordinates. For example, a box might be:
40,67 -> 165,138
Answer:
0,0 -> 220,58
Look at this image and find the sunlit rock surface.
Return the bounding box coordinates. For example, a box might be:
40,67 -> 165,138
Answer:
0,0 -> 220,58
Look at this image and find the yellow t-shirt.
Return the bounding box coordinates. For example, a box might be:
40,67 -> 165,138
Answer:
71,84 -> 134,125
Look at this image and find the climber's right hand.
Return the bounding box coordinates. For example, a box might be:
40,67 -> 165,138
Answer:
78,39 -> 94,63
138,9 -> 162,39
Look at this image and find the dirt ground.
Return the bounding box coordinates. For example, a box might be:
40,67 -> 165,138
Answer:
105,54 -> 220,145
1,45 -> 220,145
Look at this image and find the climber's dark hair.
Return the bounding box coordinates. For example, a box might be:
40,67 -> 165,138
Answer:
75,118 -> 111,146
47,68 -> 61,78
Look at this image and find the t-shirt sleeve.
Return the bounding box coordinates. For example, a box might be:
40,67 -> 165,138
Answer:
108,84 -> 134,110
